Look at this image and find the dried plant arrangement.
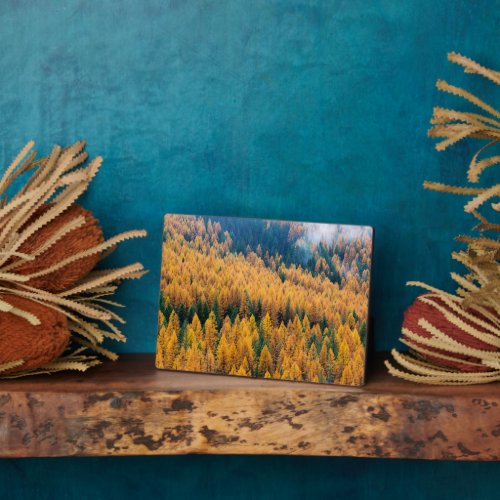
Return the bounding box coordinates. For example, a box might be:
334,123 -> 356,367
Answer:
0,141 -> 147,377
386,52 -> 500,385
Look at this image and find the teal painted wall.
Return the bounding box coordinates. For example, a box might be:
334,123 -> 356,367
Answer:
0,1 -> 497,499
1,456 -> 499,500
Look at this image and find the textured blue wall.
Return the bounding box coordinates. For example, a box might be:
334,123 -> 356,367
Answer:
0,1 -> 498,499
1,0 -> 497,353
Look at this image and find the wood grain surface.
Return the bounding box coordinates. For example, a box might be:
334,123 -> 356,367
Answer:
0,354 -> 498,460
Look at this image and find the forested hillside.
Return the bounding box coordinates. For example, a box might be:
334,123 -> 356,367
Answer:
156,215 -> 372,385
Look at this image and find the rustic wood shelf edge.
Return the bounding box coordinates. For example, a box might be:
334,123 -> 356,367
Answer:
0,354 -> 498,460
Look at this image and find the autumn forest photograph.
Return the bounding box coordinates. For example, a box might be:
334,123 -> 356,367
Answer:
156,214 -> 373,386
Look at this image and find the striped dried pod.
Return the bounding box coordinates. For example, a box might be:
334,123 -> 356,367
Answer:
386,53 -> 500,385
402,293 -> 497,372
391,289 -> 500,384
0,141 -> 147,378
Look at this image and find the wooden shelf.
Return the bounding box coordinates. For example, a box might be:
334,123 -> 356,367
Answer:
0,354 -> 498,460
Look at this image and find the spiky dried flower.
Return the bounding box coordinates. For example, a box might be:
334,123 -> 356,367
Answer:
386,53 -> 500,384
0,141 -> 146,377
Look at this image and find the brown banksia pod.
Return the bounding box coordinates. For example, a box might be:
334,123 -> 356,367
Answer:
0,295 -> 70,373
14,204 -> 105,292
0,141 -> 147,377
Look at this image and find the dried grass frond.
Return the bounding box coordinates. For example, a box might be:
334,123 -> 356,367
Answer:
389,53 -> 500,384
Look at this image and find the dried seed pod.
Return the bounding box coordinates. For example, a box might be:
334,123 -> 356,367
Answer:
402,293 -> 497,373
387,53 -> 500,384
15,204 -> 104,292
0,141 -> 146,377
0,295 -> 70,373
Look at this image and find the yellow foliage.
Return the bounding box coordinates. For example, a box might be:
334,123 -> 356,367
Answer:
258,345 -> 273,375
157,215 -> 370,385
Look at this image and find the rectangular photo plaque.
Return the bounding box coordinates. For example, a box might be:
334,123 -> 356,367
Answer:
156,214 -> 373,386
